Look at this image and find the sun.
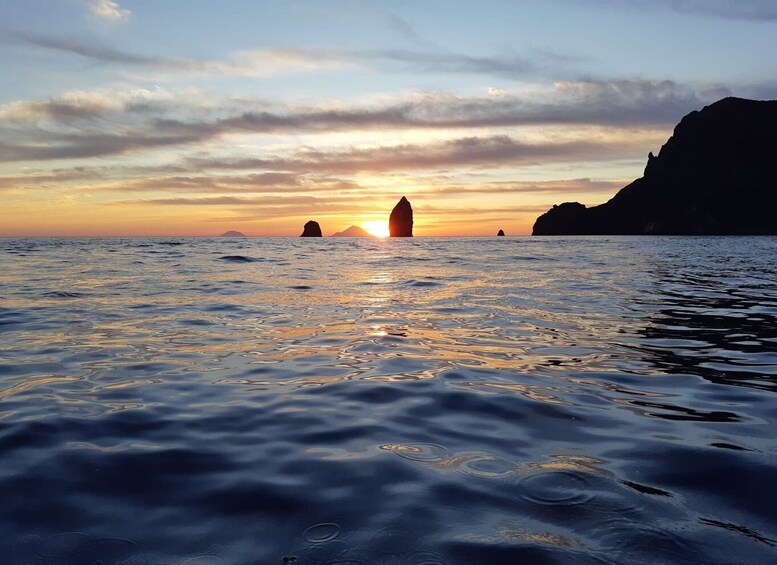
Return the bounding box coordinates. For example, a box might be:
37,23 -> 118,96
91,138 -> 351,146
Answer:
361,220 -> 390,238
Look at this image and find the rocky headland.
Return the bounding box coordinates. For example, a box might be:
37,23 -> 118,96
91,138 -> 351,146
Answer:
533,97 -> 777,235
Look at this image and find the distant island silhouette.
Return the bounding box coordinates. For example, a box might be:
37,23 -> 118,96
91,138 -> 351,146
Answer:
533,97 -> 777,235
300,220 -> 322,237
389,196 -> 413,237
220,230 -> 246,237
331,225 -> 372,237
497,229 -> 505,236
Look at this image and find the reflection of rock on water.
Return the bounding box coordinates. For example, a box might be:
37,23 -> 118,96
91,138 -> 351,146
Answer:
639,268 -> 777,394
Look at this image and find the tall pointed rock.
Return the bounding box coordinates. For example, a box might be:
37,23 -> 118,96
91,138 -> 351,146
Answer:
388,196 -> 413,237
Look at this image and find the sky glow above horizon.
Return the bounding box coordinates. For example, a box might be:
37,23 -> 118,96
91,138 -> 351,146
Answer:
1,0 -> 776,236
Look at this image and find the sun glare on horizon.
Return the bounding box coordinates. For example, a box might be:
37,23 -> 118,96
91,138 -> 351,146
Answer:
361,220 -> 390,238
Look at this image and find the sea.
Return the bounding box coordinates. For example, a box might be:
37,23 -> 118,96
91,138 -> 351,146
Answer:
1,236 -> 776,565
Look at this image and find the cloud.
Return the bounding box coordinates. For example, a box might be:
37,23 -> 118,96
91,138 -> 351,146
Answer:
0,86 -> 211,125
109,193 -> 557,229
87,0 -> 131,23
10,33 -> 352,76
362,49 -> 539,78
1,162 -> 623,206
0,80 -> 729,162
12,33 -> 151,64
181,134 -> 648,176
1,79 -> 718,131
86,173 -> 361,194
0,168 -> 98,190
423,178 -> 625,197
385,13 -> 428,45
0,131 -> 210,162
665,0 -> 777,20
582,0 -> 777,21
112,195 -> 385,222
9,32 -> 574,80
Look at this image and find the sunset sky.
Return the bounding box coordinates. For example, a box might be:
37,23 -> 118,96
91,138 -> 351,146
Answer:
1,0 -> 776,236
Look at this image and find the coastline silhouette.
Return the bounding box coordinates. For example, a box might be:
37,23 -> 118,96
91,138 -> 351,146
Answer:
533,97 -> 777,235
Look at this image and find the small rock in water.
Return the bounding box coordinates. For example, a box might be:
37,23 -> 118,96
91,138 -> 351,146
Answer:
497,229 -> 505,236
300,221 -> 322,237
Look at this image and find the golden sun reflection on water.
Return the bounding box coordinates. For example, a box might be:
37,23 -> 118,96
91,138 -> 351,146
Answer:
0,376 -> 81,400
459,528 -> 585,549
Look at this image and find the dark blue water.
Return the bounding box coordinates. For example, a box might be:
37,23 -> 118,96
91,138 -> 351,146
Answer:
1,236 -> 776,564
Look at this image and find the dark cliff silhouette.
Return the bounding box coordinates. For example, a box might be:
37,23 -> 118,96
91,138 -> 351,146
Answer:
331,225 -> 372,237
300,220 -> 322,237
389,196 -> 413,237
533,97 -> 777,235
497,229 -> 505,236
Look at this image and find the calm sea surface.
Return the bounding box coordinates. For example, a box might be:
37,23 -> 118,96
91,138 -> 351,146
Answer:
1,236 -> 776,564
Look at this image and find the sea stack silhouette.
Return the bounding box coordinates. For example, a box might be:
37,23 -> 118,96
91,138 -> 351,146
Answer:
300,220 -> 322,237
497,229 -> 505,236
389,196 -> 413,237
533,97 -> 777,235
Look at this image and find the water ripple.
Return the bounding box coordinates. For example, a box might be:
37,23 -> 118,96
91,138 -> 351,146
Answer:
0,236 -> 776,564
